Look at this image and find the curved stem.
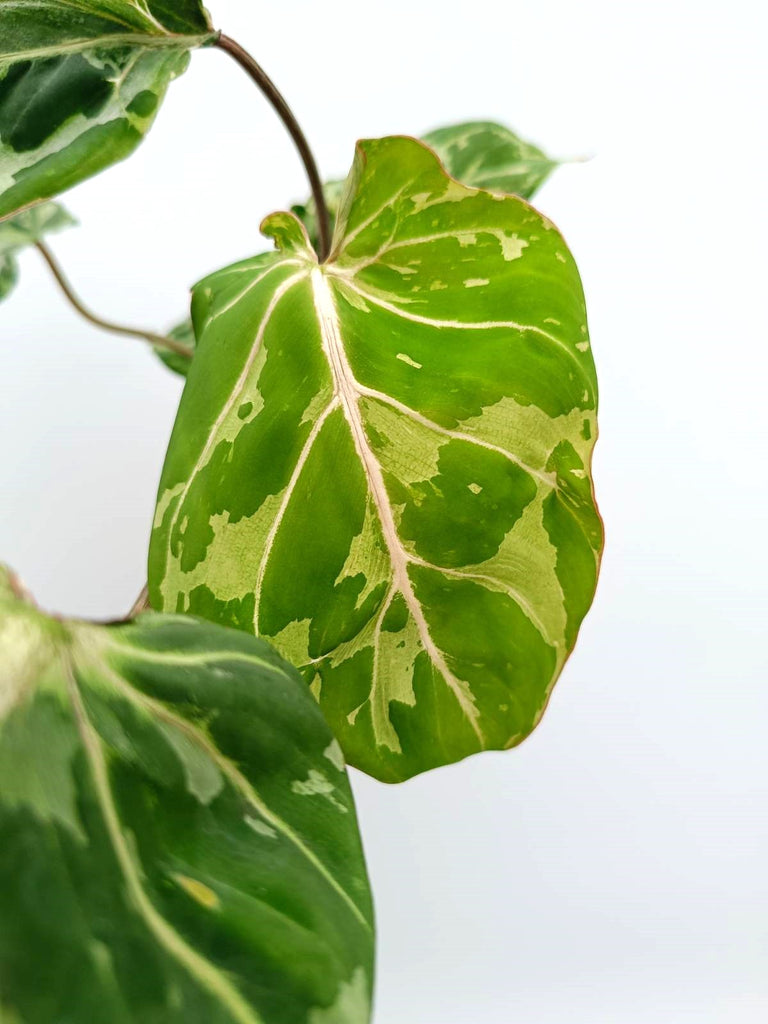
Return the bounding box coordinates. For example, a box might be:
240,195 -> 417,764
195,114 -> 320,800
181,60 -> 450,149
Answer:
35,241 -> 192,360
214,33 -> 332,262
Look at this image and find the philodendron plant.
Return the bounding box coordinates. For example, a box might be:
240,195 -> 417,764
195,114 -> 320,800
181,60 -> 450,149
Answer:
0,3 -> 602,1022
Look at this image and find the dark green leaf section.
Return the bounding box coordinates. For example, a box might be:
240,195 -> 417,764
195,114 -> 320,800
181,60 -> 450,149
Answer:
423,121 -> 559,198
149,138 -> 602,783
0,1 -> 216,220
0,566 -> 374,1024
0,200 -> 74,300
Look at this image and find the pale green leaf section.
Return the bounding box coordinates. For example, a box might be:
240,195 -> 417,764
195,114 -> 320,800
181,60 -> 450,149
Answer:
0,565 -> 374,1023
149,137 -> 603,782
0,0 -> 216,219
0,200 -> 74,300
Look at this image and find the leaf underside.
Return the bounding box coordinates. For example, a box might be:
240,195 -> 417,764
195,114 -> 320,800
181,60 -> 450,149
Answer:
0,568 -> 374,1024
149,135 -> 603,783
0,0 -> 215,220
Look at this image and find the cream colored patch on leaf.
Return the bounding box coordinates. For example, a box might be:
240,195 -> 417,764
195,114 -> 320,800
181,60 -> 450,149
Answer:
323,738 -> 346,772
464,278 -> 489,288
291,769 -> 348,813
158,721 -> 223,805
153,482 -> 185,530
461,395 -> 596,472
269,617 -> 313,666
173,874 -> 220,911
499,233 -> 529,261
308,966 -> 370,1024
396,352 -> 423,368
333,497 -> 390,612
245,815 -> 278,839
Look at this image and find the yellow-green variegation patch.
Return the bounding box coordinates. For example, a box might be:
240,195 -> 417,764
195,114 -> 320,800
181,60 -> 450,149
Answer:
149,136 -> 602,783
0,1 -> 216,219
0,566 -> 373,1023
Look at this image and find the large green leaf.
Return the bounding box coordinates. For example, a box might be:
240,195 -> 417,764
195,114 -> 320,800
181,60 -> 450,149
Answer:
0,200 -> 75,300
0,1 -> 216,220
423,120 -> 560,198
0,565 -> 374,1023
149,136 -> 602,783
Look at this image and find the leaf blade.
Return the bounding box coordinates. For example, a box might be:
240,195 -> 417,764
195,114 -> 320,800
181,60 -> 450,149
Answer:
0,569 -> 374,1023
150,137 -> 602,782
0,1 -> 216,219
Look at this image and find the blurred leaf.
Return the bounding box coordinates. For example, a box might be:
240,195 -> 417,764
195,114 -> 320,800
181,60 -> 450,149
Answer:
0,564 -> 374,1023
0,1 -> 216,219
0,200 -> 74,301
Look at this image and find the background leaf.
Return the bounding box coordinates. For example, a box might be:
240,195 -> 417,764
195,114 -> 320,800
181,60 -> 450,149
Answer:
0,1 -> 216,220
423,121 -> 560,198
149,136 -> 602,783
0,200 -> 75,301
155,316 -> 196,375
0,566 -> 374,1023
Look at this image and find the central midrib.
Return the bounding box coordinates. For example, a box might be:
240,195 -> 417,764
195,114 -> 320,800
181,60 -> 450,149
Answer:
311,268 -> 484,743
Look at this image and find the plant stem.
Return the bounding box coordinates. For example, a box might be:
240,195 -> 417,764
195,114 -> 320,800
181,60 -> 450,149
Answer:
214,33 -> 332,262
129,584 -> 151,618
35,241 -> 192,360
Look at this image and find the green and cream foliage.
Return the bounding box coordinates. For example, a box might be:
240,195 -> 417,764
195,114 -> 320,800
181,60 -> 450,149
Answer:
0,200 -> 74,300
157,121 -> 561,380
149,135 -> 603,783
292,122 -> 557,257
0,566 -> 373,1024
423,121 -> 560,199
0,0 -> 216,220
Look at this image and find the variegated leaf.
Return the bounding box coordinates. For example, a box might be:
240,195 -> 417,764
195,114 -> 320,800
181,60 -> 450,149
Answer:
423,120 -> 559,198
0,200 -> 75,300
0,1 -> 216,220
0,566 -> 374,1023
149,136 -> 602,783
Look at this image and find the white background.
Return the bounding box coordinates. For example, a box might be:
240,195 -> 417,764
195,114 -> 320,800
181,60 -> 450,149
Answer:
2,1 -> 767,1021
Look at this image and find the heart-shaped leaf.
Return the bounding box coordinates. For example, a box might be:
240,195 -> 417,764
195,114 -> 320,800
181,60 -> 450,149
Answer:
423,121 -> 560,198
0,200 -> 75,300
149,136 -> 602,783
0,1 -> 216,220
0,566 -> 374,1023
